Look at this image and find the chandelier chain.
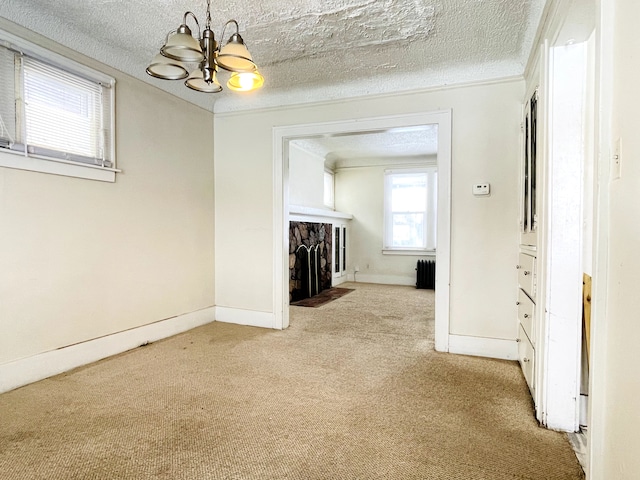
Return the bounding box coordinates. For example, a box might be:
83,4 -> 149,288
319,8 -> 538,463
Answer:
206,0 -> 212,28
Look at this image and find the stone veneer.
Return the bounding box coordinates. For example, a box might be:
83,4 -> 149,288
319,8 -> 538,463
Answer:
289,222 -> 333,302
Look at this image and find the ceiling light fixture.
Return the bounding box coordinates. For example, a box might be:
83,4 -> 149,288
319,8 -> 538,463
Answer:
227,70 -> 264,92
146,0 -> 263,93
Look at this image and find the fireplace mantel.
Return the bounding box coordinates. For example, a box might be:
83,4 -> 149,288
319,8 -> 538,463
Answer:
289,205 -> 353,223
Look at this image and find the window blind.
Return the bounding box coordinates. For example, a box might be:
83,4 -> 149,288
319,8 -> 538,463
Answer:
0,44 -> 113,167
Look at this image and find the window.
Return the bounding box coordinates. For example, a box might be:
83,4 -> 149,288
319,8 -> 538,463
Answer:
323,170 -> 335,208
384,168 -> 437,253
0,30 -> 116,182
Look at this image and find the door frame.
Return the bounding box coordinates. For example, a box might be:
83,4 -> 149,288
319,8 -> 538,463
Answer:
272,111 -> 452,352
533,0 -> 598,434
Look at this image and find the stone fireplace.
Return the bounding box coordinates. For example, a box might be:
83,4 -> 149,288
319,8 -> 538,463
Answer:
289,221 -> 332,302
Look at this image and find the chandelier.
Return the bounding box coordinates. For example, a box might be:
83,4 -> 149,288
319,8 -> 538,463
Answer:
146,0 -> 264,93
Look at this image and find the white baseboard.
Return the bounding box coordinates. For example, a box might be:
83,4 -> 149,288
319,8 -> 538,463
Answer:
215,306 -> 275,329
0,306 -> 216,394
348,273 -> 415,286
448,334 -> 518,361
332,276 -> 348,286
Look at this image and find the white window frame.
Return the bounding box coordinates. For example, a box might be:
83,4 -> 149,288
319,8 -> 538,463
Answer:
383,167 -> 437,255
323,169 -> 335,209
0,29 -> 118,182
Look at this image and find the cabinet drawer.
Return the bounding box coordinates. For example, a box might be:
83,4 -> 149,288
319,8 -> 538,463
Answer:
518,324 -> 535,394
517,288 -> 535,344
518,253 -> 536,298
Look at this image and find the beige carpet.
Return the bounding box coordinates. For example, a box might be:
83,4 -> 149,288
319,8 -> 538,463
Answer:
0,282 -> 584,479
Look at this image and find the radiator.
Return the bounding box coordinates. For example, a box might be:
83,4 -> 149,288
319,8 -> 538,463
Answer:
416,259 -> 436,290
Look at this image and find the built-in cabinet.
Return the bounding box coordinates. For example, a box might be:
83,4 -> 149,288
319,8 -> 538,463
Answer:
521,90 -> 538,244
518,88 -> 539,398
517,251 -> 537,394
333,223 -> 348,282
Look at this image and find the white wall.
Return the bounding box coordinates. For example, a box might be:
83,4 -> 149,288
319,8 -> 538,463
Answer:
288,143 -> 325,208
0,20 -> 215,365
335,163 -> 434,286
215,79 -> 522,341
596,0 -> 640,477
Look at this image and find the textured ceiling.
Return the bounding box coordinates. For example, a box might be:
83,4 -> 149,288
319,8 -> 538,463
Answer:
291,126 -> 438,167
0,1 -> 546,112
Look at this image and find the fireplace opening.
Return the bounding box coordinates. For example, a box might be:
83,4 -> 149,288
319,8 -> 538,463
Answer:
289,222 -> 332,302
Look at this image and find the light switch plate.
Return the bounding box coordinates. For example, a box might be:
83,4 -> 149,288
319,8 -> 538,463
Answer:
473,183 -> 491,196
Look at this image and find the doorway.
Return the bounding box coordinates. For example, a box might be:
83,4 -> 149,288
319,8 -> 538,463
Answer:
273,111 -> 452,352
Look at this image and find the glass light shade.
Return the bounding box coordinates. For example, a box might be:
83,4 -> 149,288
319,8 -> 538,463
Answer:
216,35 -> 256,72
185,68 -> 222,93
227,71 -> 264,92
161,31 -> 204,63
146,54 -> 189,80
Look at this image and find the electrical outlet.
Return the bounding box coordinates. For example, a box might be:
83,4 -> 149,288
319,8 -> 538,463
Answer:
354,265 -> 360,272
473,183 -> 491,196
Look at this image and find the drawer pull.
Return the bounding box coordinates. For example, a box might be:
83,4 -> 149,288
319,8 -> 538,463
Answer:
523,357 -> 530,363
516,265 -> 521,269
516,301 -> 520,305
523,271 -> 531,276
523,314 -> 530,319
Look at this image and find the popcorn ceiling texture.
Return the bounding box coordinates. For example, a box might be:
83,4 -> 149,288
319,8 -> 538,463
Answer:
0,1 -> 545,113
291,126 -> 439,164
247,0 -> 437,65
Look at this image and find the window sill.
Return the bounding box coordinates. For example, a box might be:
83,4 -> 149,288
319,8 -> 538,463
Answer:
0,149 -> 118,182
382,249 -> 436,256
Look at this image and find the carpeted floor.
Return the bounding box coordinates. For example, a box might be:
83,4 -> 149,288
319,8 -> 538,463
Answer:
0,282 -> 584,479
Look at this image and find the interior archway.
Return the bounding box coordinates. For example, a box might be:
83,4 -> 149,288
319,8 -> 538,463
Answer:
273,111 -> 452,352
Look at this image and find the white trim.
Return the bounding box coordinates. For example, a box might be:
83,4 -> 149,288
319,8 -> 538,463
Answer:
289,214 -> 351,225
0,150 -> 116,182
332,276 -> 349,287
335,158 -> 437,170
588,0 -> 613,477
289,205 -> 353,220
348,273 -> 417,286
532,40 -> 550,426
538,37 -> 586,434
448,334 -> 519,361
216,76 -> 523,116
215,306 -> 275,329
382,249 -> 436,256
0,307 -> 216,394
274,125 -> 290,330
434,112 -> 452,353
274,111 -> 452,351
